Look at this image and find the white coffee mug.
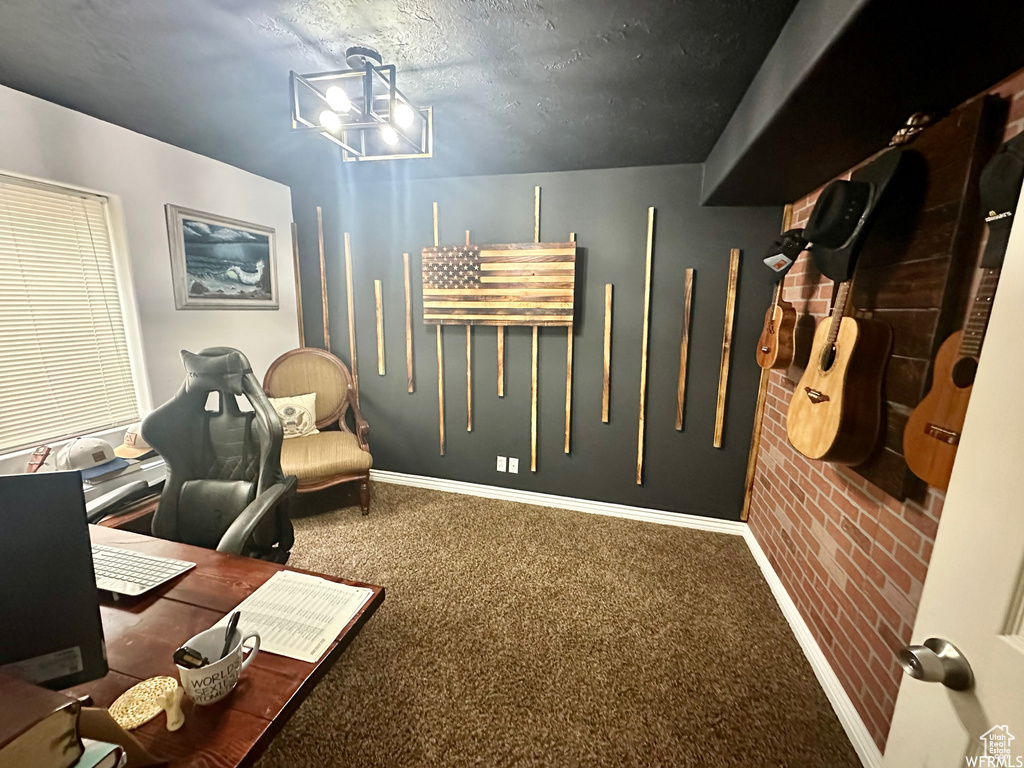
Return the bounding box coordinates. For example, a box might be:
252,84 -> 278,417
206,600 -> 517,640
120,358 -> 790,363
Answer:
176,625 -> 260,705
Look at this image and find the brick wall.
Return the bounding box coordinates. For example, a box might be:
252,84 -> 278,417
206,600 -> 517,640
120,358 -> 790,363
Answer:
746,67 -> 1024,752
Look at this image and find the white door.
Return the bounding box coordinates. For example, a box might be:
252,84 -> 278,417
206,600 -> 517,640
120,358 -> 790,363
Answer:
885,186 -> 1024,766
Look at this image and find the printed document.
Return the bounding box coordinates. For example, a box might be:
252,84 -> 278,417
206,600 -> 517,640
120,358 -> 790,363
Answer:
218,570 -> 374,662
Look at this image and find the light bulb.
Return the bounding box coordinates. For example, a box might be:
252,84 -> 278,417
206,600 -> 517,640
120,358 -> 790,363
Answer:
318,110 -> 342,131
325,86 -> 351,113
395,103 -> 415,128
380,125 -> 399,146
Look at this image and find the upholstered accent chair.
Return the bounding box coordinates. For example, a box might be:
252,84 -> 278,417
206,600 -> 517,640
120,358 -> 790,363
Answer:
263,348 -> 373,513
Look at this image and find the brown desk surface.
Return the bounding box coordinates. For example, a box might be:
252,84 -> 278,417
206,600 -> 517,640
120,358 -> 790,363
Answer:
69,526 -> 385,768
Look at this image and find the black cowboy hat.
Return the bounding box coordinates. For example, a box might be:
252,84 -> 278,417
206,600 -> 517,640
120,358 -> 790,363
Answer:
805,147 -> 903,282
979,131 -> 1024,269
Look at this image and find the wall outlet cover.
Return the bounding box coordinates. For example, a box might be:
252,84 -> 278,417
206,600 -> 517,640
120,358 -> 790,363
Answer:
508,457 -> 519,474
497,456 -> 507,472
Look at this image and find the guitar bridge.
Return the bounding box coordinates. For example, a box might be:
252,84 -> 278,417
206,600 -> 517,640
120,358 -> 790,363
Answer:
804,387 -> 830,404
926,424 -> 960,445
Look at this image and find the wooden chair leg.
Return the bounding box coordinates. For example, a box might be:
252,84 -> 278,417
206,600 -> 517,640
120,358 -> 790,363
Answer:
359,476 -> 370,516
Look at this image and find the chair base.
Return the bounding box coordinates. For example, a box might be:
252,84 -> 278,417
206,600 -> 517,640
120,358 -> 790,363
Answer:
262,546 -> 291,565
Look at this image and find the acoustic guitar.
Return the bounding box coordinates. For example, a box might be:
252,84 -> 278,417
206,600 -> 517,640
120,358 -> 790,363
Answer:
903,267 -> 1000,490
756,280 -> 797,369
786,281 -> 893,464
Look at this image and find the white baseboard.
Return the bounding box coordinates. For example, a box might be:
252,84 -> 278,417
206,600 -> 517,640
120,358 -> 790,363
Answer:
743,527 -> 883,768
369,470 -> 747,536
369,468 -> 881,768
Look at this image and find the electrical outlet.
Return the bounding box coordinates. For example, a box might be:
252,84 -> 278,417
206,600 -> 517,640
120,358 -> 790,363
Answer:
496,455 -> 507,472
508,457 -> 519,474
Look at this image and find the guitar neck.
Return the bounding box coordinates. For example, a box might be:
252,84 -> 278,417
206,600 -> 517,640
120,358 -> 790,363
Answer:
770,280 -> 783,310
957,267 -> 1001,358
826,281 -> 852,347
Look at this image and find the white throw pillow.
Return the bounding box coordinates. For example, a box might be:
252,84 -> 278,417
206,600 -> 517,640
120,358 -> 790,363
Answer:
269,393 -> 320,439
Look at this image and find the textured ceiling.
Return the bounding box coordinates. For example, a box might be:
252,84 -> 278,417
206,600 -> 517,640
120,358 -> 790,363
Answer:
0,0 -> 796,187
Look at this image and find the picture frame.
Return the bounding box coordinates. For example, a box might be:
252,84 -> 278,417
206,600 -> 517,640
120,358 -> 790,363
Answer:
165,204 -> 278,310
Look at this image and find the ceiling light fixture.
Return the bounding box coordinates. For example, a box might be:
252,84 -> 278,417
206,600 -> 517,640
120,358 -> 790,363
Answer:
318,110 -> 342,131
394,103 -> 415,128
290,46 -> 432,162
324,85 -> 352,114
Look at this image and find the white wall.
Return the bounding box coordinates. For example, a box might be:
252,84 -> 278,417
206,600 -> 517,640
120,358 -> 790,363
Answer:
0,84 -> 299,408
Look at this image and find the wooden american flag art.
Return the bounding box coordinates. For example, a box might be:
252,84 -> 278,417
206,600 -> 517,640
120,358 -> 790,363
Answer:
420,242 -> 577,326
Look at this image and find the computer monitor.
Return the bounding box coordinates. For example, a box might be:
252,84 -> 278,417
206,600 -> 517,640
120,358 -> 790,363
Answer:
0,471 -> 108,689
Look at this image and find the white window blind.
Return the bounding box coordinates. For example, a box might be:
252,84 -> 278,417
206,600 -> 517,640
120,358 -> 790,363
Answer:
0,176 -> 139,452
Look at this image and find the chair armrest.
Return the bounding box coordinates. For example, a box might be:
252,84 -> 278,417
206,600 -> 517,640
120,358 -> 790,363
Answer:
216,475 -> 297,556
347,394 -> 370,450
354,414 -> 370,450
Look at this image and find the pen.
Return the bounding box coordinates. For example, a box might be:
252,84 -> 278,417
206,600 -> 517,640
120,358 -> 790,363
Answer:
221,611 -> 240,659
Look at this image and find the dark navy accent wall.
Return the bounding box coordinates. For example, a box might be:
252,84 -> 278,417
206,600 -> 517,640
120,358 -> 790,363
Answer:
292,164 -> 781,520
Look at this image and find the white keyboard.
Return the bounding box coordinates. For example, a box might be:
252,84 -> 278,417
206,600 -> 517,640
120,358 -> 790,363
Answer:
90,544 -> 195,596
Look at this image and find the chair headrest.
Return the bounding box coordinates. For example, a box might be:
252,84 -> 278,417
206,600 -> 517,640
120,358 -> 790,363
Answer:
181,347 -> 253,395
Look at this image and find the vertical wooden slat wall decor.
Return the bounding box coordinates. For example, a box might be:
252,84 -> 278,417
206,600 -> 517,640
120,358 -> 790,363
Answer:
531,325 -> 539,472
465,229 -> 473,431
437,326 -> 445,455
316,207 -> 330,351
602,284 -> 613,423
466,326 -> 473,431
564,330 -> 573,453
564,231 -> 575,453
374,280 -> 385,375
403,252 -> 414,393
433,202 -> 439,249
497,327 -> 505,397
530,185 -> 541,471
713,249 -> 741,448
343,232 -> 359,404
674,268 -> 695,430
741,376 -> 768,519
433,202 -> 445,455
534,186 -> 541,243
636,207 -> 655,485
291,222 -> 305,347
741,205 -> 793,522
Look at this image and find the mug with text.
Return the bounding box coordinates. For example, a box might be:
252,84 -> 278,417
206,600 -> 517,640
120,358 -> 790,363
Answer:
176,625 -> 260,705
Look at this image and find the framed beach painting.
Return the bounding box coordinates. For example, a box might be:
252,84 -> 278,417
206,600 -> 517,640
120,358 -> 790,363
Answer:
166,205 -> 278,309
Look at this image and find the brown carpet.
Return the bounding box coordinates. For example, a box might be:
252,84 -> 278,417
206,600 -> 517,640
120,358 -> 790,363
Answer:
256,483 -> 859,768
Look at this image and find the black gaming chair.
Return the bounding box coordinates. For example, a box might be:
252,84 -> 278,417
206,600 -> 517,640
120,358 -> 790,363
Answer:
142,347 -> 296,563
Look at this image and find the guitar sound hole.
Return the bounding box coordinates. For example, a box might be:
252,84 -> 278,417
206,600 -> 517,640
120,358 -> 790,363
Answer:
951,357 -> 978,388
820,344 -> 837,372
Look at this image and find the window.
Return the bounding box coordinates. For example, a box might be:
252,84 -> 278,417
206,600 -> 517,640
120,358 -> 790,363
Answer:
0,175 -> 139,452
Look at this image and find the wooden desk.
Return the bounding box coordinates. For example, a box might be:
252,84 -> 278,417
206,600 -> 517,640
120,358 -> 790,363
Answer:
95,495 -> 159,532
69,526 -> 385,768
